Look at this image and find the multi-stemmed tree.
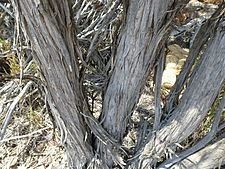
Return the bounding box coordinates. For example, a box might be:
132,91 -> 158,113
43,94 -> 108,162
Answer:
10,0 -> 225,168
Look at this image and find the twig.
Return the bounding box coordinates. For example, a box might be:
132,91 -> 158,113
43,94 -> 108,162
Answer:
0,127 -> 51,143
0,3 -> 13,17
0,81 -> 33,140
0,50 -> 14,58
218,121 -> 225,131
153,50 -> 165,131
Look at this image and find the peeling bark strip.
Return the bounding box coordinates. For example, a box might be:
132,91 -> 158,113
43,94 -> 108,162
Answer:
137,21 -> 225,168
11,0 -> 94,167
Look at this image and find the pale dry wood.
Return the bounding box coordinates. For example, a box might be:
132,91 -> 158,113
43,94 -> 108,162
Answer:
153,51 -> 165,131
100,0 -> 188,142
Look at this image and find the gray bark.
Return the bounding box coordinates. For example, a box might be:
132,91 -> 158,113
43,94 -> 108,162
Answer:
10,0 -> 225,168
136,19 -> 225,169
164,3 -> 225,113
11,1 -> 94,168
171,138 -> 225,169
101,0 -> 186,141
11,0 -> 128,168
158,88 -> 225,168
97,0 -> 189,165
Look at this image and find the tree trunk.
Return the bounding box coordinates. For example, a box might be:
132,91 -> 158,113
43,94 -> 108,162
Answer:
97,0 -> 189,165
10,0 -> 225,168
135,19 -> 225,169
11,1 -> 94,168
101,0 -> 180,140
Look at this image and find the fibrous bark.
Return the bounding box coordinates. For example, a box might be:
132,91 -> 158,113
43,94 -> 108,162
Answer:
11,1 -> 94,168
136,19 -> 225,169
172,138 -> 225,169
101,0 -> 187,141
97,0 -> 189,165
10,0 -> 225,169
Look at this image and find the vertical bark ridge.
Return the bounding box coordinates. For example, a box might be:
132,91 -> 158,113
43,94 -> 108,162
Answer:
138,20 -> 225,168
97,0 -> 189,167
100,0 -> 187,143
12,0 -> 93,167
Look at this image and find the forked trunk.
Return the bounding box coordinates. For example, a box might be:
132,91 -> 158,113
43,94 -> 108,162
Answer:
11,0 -> 225,168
